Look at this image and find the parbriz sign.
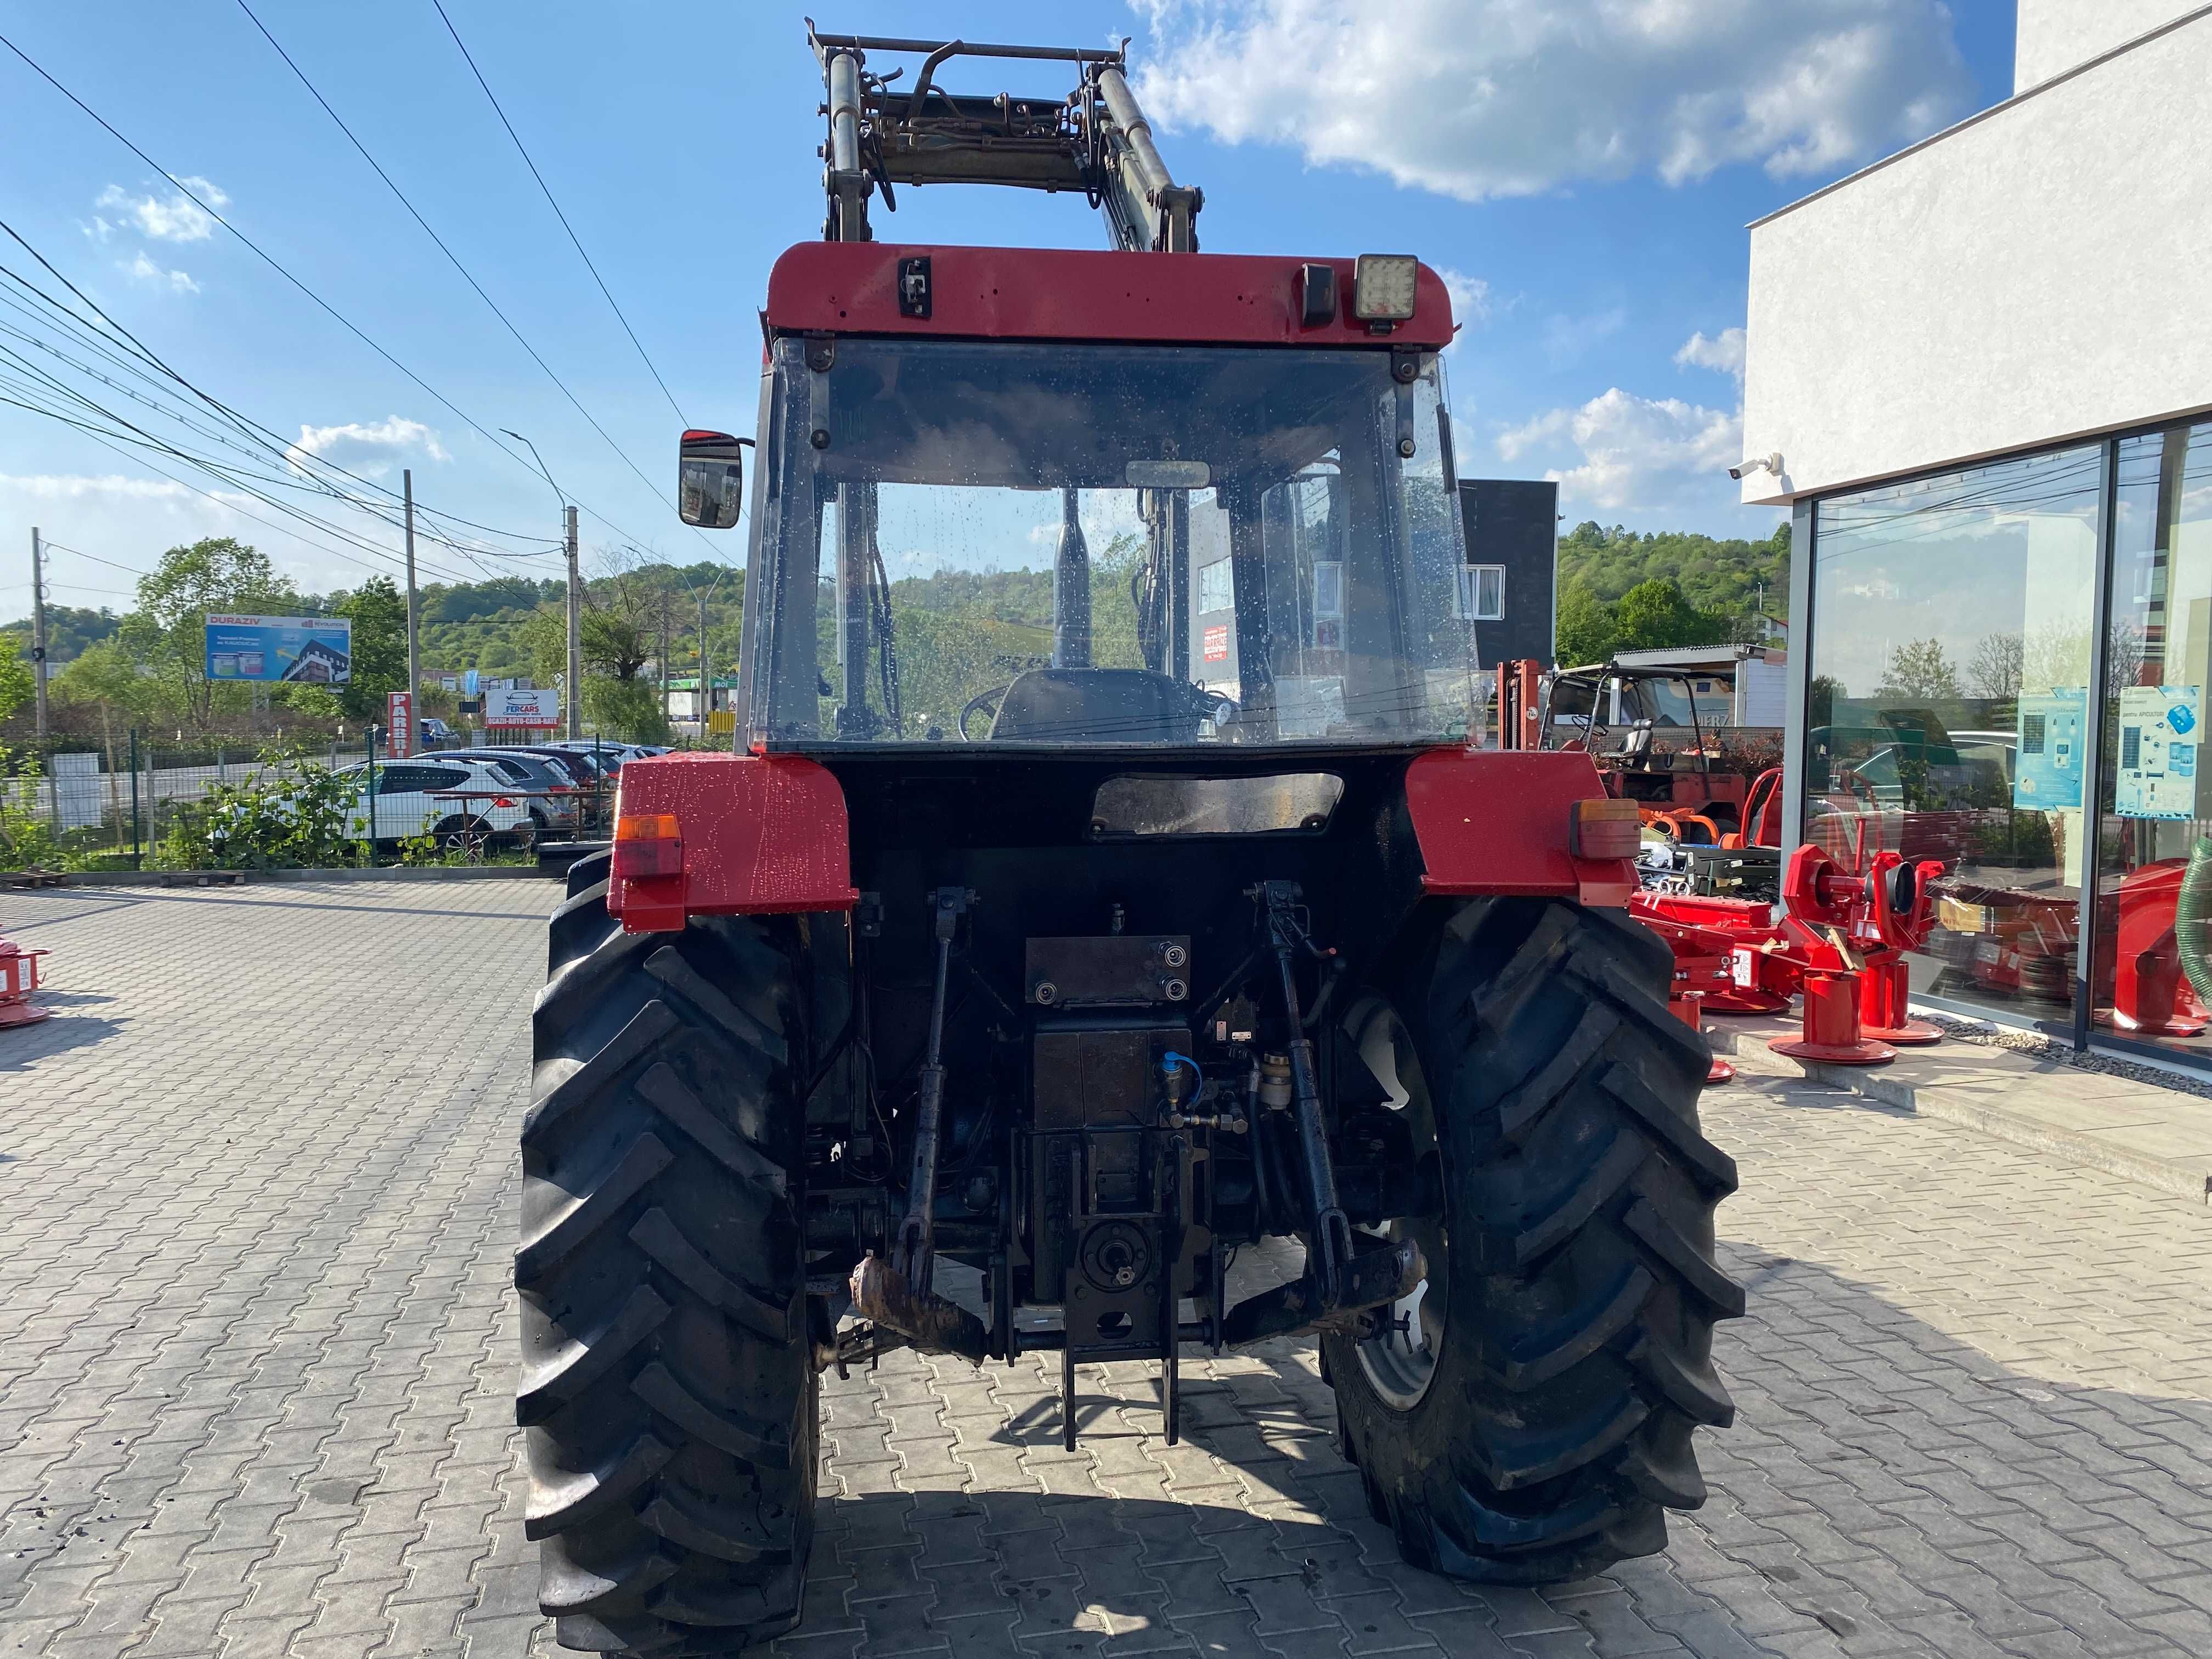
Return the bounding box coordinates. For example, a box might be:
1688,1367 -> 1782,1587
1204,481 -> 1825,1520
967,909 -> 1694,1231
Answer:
484,686 -> 561,727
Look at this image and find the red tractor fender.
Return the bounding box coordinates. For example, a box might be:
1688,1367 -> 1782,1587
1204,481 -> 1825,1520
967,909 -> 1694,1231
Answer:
1404,748 -> 1639,907
605,752 -> 860,934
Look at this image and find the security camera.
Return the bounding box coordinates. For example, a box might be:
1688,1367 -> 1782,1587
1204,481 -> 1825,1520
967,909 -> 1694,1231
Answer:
1729,452 -> 1783,481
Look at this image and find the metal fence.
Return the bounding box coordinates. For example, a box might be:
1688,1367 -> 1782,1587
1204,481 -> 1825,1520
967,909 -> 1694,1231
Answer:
1,731 -> 619,871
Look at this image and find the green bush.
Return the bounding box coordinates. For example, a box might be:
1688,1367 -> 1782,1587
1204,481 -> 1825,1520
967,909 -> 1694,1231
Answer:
154,751 -> 365,871
0,748 -> 64,871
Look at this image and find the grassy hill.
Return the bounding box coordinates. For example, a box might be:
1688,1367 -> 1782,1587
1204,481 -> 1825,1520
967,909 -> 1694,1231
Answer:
1556,519 -> 1790,619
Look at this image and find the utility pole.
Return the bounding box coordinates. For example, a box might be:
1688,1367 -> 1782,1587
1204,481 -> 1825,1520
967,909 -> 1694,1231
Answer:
566,505 -> 582,740
659,583 -> 673,727
29,527 -> 50,750
403,469 -> 420,710
698,583 -> 711,731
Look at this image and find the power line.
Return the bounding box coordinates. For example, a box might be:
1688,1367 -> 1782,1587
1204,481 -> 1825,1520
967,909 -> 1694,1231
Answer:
0,225 -> 558,560
37,540 -> 149,579
0,366 -> 484,586
0,31 -> 668,556
230,1 -> 709,550
430,0 -> 688,426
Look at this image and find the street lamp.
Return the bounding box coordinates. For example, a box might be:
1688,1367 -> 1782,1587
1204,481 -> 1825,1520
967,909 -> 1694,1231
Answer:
674,561 -> 735,742
504,428 -> 582,740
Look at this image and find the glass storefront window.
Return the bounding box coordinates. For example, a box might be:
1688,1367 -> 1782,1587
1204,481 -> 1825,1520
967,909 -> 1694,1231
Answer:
1808,447 -> 2103,1026
2093,422 -> 2212,1052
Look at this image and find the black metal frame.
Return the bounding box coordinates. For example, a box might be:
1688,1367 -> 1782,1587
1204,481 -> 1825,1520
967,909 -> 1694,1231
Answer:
808,744 -> 1442,1444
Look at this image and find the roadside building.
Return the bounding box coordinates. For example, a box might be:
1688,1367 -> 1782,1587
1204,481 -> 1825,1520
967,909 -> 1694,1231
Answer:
1741,1 -> 2212,1062
1457,478 -> 1558,672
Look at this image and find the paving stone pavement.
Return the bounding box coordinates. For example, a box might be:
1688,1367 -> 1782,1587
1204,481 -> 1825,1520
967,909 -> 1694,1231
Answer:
3,880 -> 2211,1659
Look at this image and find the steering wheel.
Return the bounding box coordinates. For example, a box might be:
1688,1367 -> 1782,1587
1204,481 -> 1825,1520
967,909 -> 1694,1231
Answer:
958,682 -> 1014,741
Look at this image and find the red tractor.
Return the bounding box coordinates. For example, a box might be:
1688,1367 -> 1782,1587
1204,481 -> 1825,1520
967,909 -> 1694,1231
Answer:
520,31 -> 1740,1655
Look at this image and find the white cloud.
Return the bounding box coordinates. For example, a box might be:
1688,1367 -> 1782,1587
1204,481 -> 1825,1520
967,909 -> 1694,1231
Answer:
0,472 -> 227,505
123,251 -> 199,294
97,177 -> 228,242
1133,1 -> 1971,202
287,416 -> 449,478
1436,266 -> 1491,331
1675,327 -> 1747,380
81,216 -> 116,244
1495,387 -> 1746,516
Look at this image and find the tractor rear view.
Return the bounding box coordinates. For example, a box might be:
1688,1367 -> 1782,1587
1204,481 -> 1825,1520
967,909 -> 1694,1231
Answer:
518,30 -> 1741,1656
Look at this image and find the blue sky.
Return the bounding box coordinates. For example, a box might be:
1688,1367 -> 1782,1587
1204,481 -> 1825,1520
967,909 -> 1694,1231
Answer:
0,2 -> 2018,617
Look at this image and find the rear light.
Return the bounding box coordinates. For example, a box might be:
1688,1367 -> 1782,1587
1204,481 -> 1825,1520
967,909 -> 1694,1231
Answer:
1352,253 -> 1419,322
1570,797 -> 1642,861
613,811 -> 684,880
493,797 -> 517,809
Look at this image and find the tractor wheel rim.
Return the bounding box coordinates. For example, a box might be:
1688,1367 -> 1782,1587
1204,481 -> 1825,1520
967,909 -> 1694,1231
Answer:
1347,996 -> 1447,1410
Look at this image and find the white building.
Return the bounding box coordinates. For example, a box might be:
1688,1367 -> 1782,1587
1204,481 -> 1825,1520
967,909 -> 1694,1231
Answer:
1741,2 -> 2212,1063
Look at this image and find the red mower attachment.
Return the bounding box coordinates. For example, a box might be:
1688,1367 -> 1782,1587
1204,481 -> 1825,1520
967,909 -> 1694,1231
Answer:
1766,844 -> 1946,1065
0,935 -> 52,1030
1630,889 -> 1795,1014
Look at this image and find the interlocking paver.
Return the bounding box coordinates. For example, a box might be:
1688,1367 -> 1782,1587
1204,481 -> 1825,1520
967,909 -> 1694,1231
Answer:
8,882 -> 2212,1656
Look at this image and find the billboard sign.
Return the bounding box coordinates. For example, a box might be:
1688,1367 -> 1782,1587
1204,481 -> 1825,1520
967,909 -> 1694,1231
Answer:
386,690 -> 415,759
485,685 -> 561,727
204,614 -> 353,684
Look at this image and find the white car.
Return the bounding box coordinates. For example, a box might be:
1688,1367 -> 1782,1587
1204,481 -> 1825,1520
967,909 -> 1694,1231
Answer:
331,757 -> 538,844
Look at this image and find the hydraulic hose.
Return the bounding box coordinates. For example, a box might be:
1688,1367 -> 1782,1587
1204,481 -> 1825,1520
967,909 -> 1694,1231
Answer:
2175,837 -> 2212,1010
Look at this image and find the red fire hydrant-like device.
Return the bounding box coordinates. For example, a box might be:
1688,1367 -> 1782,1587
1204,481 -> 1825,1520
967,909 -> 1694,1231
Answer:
0,935 -> 52,1030
1768,844 -> 1945,1065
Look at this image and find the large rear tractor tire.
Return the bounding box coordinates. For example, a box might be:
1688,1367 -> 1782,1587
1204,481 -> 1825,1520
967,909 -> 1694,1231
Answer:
1326,896 -> 1742,1585
519,857 -> 817,1655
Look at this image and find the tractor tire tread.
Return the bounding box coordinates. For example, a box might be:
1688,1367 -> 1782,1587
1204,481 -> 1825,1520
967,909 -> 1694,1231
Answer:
519,882 -> 814,1654
1329,895 -> 1740,1586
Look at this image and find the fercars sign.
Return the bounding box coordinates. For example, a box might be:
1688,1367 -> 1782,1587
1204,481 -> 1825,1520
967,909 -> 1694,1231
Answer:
485,685 -> 560,727
204,614 -> 353,684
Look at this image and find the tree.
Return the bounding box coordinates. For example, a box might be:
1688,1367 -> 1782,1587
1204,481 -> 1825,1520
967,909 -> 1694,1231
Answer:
1554,518 -> 1790,628
329,577 -> 407,720
1553,575 -> 1617,666
1875,638 -> 1960,701
585,676 -> 673,744
0,605 -> 121,667
1612,578 -> 1731,652
121,537 -> 299,728
1966,630 -> 2023,698
52,638 -> 156,723
0,634 -> 32,723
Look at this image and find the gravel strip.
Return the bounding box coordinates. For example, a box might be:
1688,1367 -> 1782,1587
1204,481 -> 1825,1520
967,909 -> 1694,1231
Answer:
1916,1006 -> 2212,1099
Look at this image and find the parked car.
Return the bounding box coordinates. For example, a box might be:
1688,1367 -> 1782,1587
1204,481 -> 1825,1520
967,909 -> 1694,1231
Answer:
420,716 -> 459,749
448,749 -> 585,838
486,745 -> 616,831
540,738 -> 656,772
329,757 -> 536,845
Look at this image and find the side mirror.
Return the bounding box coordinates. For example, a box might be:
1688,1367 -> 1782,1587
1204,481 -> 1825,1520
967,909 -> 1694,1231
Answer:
679,429 -> 748,529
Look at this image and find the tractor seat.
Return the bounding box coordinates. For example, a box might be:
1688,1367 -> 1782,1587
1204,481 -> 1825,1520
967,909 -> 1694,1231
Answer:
989,668 -> 1207,744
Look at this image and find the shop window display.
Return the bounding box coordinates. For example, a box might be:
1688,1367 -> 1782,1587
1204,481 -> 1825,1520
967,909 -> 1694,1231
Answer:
2094,423 -> 2212,1050
1808,448 -> 2102,1025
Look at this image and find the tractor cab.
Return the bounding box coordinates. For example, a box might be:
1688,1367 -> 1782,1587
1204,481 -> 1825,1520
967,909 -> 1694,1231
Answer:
687,246 -> 1472,758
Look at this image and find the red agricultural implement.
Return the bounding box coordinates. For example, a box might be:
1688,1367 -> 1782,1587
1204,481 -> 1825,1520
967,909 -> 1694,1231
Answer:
0,935 -> 51,1030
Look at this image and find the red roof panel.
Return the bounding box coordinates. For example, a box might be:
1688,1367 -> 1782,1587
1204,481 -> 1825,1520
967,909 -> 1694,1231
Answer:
764,242 -> 1456,350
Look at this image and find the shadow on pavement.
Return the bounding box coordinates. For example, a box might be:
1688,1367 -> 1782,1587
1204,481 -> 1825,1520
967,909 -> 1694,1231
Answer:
770,1245 -> 2212,1659
0,1012 -> 124,1071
